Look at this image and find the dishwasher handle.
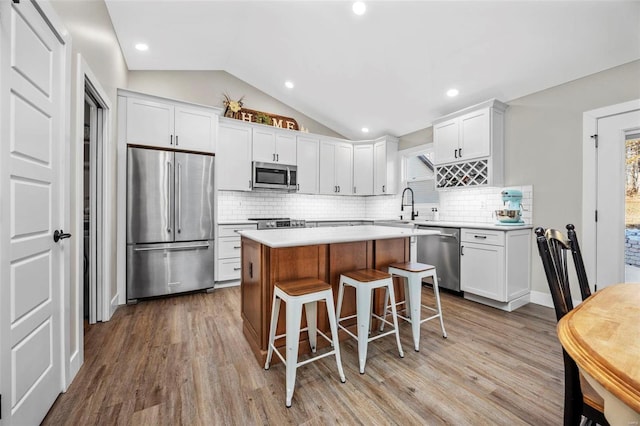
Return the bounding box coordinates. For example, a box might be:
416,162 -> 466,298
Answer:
438,233 -> 458,239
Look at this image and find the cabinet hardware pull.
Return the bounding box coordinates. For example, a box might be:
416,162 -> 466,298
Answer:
338,185 -> 340,192
273,153 -> 275,161
382,184 -> 386,192
234,246 -> 241,249
297,183 -> 300,191
249,262 -> 253,278
276,153 -> 279,162
459,147 -> 462,157
474,235 -> 487,239
354,186 -> 357,194
249,180 -> 252,189
454,148 -> 457,158
233,267 -> 241,271
461,245 -> 464,255
334,185 -> 337,192
170,135 -> 173,145
176,135 -> 179,146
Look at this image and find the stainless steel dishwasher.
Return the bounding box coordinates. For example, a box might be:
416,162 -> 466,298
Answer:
417,226 -> 461,292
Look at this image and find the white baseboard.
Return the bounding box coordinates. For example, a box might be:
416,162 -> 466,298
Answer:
67,349 -> 81,391
529,290 -> 581,309
110,293 -> 119,318
529,290 -> 553,308
214,280 -> 240,289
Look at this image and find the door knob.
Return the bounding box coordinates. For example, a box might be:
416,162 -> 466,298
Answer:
53,229 -> 72,243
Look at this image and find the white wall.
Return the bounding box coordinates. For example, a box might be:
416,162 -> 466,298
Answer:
50,0 -> 128,365
504,60 -> 640,295
127,71 -> 344,138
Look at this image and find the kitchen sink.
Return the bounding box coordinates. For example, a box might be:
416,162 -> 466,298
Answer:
375,220 -> 417,228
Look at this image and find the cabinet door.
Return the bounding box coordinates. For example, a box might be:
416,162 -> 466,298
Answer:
335,142 -> 353,195
433,119 -> 459,165
296,136 -> 319,194
460,242 -> 505,301
217,123 -> 252,191
275,132 -> 297,165
174,106 -> 216,153
252,127 -> 276,162
459,108 -> 490,161
353,144 -> 373,195
319,140 -> 336,194
126,97 -> 174,147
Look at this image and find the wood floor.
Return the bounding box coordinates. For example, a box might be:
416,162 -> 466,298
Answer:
43,286 -> 564,425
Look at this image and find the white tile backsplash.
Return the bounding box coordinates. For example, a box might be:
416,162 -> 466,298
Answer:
218,185 -> 533,224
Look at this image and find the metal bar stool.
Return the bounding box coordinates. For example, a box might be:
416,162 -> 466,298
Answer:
265,277 -> 346,407
382,262 -> 447,351
336,269 -> 404,374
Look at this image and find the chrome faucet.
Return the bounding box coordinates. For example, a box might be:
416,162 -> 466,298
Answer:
400,187 -> 418,220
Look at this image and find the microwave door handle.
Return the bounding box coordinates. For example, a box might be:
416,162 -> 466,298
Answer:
287,167 -> 291,187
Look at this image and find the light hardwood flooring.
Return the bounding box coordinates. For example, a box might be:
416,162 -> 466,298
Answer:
43,286 -> 564,425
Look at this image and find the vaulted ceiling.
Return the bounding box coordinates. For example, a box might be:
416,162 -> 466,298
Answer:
105,1 -> 640,139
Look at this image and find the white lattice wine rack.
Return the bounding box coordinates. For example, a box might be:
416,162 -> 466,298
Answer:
436,160 -> 489,188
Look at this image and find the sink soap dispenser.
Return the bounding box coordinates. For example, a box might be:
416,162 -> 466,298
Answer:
432,207 -> 440,221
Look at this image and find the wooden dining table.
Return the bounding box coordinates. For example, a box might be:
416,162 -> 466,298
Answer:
557,283 -> 640,425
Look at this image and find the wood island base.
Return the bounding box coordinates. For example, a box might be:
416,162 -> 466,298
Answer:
240,237 -> 410,366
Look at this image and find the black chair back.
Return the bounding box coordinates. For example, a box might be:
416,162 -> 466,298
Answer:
535,225 -> 608,426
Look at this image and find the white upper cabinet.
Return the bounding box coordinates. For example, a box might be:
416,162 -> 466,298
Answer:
217,120 -> 253,191
353,144 -> 374,195
320,139 -> 353,195
433,99 -> 507,166
174,105 -> 216,152
296,135 -> 320,194
252,127 -> 296,164
124,94 -> 217,153
373,137 -> 398,195
126,97 -> 174,147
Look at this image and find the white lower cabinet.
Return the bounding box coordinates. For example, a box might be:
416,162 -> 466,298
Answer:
460,228 -> 531,311
216,223 -> 257,283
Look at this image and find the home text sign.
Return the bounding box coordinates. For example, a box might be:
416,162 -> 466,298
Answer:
232,108 -> 299,131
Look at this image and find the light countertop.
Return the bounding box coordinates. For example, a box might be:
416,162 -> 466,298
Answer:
238,225 -> 439,248
408,220 -> 533,231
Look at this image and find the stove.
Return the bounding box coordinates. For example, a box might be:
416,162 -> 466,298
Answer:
248,217 -> 306,230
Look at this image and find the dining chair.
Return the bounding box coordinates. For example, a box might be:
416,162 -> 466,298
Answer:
535,225 -> 609,426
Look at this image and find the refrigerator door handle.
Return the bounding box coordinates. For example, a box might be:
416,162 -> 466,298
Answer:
177,162 -> 182,234
167,161 -> 172,233
134,243 -> 210,252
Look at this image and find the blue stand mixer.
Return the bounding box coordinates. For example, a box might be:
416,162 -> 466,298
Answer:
495,189 -> 524,224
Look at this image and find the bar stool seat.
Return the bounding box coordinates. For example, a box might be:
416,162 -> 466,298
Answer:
336,269 -> 404,374
264,277 -> 346,407
383,262 -> 447,351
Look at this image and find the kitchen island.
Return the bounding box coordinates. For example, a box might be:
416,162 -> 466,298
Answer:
239,225 -> 438,365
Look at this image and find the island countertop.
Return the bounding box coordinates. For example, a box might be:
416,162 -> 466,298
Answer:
238,225 -> 439,248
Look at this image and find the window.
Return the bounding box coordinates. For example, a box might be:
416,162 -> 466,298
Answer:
402,146 -> 439,203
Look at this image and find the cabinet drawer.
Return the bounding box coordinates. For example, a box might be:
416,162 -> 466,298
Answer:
218,224 -> 256,237
219,237 -> 242,258
461,228 -> 505,246
217,258 -> 242,281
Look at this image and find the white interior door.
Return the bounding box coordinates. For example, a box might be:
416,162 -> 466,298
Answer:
0,1 -> 66,424
596,109 -> 640,288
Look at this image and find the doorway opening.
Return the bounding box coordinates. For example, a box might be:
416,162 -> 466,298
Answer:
83,81 -> 106,324
624,133 -> 640,282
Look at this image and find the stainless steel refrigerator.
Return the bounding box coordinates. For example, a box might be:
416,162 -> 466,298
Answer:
126,147 -> 215,302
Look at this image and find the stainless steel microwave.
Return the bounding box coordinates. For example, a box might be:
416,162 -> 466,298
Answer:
252,161 -> 297,191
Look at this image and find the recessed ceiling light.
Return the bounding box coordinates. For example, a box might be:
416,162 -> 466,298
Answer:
361,127 -> 369,133
284,81 -> 295,89
352,1 -> 366,15
135,43 -> 149,51
447,88 -> 459,97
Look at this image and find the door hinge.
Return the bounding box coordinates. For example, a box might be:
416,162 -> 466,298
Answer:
595,210 -> 598,222
591,134 -> 598,148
